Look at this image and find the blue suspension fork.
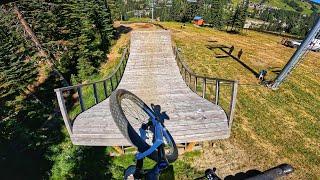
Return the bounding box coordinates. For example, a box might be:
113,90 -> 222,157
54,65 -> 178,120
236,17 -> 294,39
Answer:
136,121 -> 164,160
134,105 -> 170,178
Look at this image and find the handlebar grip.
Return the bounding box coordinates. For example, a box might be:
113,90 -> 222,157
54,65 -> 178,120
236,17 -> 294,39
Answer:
247,164 -> 294,180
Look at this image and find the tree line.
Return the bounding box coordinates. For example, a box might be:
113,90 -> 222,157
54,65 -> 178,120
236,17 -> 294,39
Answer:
111,0 -> 319,36
109,0 -> 249,32
1,0 -> 114,178
251,7 -> 319,36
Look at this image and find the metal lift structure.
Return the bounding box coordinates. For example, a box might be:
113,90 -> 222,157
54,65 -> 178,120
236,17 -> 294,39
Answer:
270,17 -> 320,89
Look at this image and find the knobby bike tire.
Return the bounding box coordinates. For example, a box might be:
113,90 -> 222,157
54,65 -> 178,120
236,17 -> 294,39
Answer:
110,89 -> 178,163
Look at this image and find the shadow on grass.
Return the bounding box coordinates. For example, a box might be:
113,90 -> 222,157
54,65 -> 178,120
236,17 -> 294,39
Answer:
271,70 -> 282,75
207,44 -> 260,78
114,25 -> 133,40
73,146 -> 113,179
110,151 -> 203,179
0,74 -> 115,179
0,75 -> 64,179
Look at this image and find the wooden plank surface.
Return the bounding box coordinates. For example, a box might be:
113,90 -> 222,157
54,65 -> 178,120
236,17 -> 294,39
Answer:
71,30 -> 229,146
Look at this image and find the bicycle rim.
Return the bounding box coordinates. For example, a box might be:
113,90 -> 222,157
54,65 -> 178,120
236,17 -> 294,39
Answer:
120,95 -> 174,153
163,132 -> 175,156
120,95 -> 153,139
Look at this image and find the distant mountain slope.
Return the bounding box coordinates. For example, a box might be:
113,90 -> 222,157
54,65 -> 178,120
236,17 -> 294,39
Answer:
232,0 -> 320,14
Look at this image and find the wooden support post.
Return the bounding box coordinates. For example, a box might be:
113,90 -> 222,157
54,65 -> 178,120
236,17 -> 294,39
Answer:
122,59 -> 126,73
115,71 -> 119,84
113,146 -> 124,154
215,80 -> 220,105
185,142 -> 196,152
115,70 -> 119,84
202,78 -> 206,98
77,87 -> 85,112
118,69 -> 122,81
55,89 -> 73,135
93,83 -> 98,104
189,73 -> 192,87
228,81 -> 238,127
122,58 -> 126,73
103,80 -> 108,98
110,78 -> 114,91
118,62 -> 122,76
122,58 -> 126,68
194,77 -> 197,92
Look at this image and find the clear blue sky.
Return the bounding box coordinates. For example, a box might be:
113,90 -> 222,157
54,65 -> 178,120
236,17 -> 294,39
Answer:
311,0 -> 320,3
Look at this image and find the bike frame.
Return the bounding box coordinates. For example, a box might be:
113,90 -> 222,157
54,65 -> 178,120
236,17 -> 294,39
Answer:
135,106 -> 171,160
130,105 -> 171,179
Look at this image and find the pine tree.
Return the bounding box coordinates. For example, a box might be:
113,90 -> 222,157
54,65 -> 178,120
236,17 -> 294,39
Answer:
185,2 -> 199,22
92,0 -> 115,53
77,58 -> 96,80
1,1 -> 116,178
0,22 -> 38,118
0,11 -> 54,179
16,0 -> 114,82
209,0 -> 226,29
228,0 -> 249,33
109,0 -> 122,20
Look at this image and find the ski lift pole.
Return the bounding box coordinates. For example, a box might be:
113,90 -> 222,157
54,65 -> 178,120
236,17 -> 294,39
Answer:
270,17 -> 320,90
151,0 -> 154,21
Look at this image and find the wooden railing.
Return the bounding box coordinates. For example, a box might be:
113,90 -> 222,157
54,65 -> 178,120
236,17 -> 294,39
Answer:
54,48 -> 129,135
174,47 -> 238,128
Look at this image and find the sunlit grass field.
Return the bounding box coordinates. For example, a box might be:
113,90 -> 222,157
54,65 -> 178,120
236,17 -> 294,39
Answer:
155,21 -> 320,179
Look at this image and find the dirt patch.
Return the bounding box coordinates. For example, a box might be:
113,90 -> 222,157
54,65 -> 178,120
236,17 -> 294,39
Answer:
134,23 -> 154,29
191,141 -> 253,177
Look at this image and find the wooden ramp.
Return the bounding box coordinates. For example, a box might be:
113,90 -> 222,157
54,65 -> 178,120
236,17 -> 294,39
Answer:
56,30 -> 237,147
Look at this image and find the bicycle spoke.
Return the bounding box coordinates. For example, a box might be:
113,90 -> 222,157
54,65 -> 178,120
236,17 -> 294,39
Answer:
124,99 -> 144,121
129,100 -> 148,120
126,99 -> 148,121
121,98 -> 149,128
121,100 -> 139,122
119,96 -> 155,146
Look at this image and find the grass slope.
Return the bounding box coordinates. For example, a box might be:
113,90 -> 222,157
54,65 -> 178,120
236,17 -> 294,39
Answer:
157,22 -> 320,179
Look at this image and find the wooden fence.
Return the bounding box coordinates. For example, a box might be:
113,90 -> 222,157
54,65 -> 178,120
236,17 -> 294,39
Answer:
174,47 -> 238,127
54,48 -> 129,135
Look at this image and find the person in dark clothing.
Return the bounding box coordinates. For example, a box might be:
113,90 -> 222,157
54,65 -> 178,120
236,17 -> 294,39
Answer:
229,46 -> 234,54
237,49 -> 243,59
258,70 -> 267,81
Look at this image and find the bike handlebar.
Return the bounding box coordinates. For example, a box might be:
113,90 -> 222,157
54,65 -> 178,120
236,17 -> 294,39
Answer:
246,164 -> 294,180
197,164 -> 294,180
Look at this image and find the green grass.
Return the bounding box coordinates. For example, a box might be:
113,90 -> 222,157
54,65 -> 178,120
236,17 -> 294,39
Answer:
68,74 -> 121,120
157,21 -> 320,179
68,47 -> 128,120
50,27 -> 131,179
111,151 -> 203,179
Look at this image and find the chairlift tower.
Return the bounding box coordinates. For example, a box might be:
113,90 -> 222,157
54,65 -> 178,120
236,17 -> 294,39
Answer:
151,0 -> 154,21
270,17 -> 320,90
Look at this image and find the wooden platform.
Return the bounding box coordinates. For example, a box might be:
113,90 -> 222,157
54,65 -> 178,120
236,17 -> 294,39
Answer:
71,30 -> 230,146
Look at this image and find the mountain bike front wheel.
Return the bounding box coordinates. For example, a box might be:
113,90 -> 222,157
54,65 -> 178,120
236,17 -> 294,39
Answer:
110,89 -> 178,163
